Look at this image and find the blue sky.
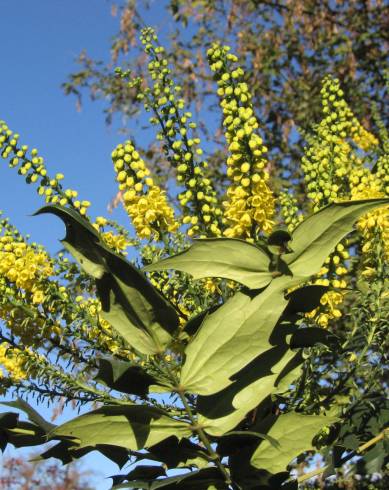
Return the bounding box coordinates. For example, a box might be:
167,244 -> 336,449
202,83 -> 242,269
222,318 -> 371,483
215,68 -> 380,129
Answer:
0,0 -> 178,250
0,1 -> 180,487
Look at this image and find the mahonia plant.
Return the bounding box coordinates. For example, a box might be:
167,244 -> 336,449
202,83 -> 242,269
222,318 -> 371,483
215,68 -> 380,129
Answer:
0,27 -> 388,490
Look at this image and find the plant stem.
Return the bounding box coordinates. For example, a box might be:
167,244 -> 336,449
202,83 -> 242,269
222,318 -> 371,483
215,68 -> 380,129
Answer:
178,389 -> 232,485
297,429 -> 388,484
159,356 -> 232,486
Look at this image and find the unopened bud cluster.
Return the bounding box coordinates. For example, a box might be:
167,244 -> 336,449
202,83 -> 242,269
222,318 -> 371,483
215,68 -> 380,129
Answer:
0,122 -> 90,215
279,192 -> 304,232
134,28 -> 222,238
302,76 -> 378,212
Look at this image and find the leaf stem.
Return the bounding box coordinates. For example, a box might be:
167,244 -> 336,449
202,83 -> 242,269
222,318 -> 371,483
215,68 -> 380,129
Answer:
177,389 -> 232,485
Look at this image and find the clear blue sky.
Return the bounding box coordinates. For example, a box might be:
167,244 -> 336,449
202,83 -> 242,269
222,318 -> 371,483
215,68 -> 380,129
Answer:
0,1 -> 180,487
0,0 -> 177,250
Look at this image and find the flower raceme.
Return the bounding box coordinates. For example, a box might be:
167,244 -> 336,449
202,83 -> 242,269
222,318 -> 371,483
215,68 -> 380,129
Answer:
131,27 -> 223,238
0,235 -> 53,303
112,140 -> 179,240
302,76 -> 379,213
207,43 -> 275,240
299,76 -> 382,327
0,121 -> 90,215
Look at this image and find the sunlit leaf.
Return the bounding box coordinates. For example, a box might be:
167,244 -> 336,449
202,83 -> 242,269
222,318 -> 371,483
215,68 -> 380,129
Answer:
180,278 -> 289,395
250,411 -> 338,473
34,204 -> 179,354
286,199 -> 389,281
50,405 -> 192,451
144,238 -> 272,289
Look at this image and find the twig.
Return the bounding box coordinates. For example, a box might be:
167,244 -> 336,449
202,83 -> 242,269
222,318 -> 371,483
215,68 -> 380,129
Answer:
297,429 -> 388,484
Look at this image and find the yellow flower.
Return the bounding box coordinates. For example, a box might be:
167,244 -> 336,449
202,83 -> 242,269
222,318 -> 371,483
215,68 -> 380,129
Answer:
31,288 -> 45,304
101,231 -> 129,254
112,141 -> 179,241
207,43 -> 275,239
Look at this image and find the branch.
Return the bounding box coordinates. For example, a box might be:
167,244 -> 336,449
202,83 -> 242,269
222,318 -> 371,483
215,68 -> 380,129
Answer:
297,428 -> 388,484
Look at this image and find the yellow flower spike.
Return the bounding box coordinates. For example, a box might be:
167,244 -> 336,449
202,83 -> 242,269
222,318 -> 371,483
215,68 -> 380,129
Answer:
207,43 -> 275,240
132,30 -> 223,238
349,167 -> 389,267
112,140 -> 179,241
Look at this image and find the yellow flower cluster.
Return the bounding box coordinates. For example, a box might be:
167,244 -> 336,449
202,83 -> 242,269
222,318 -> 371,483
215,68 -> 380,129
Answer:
101,231 -> 128,254
112,141 -> 179,240
305,290 -> 344,328
303,236 -> 350,328
207,43 -> 275,239
0,236 -> 53,302
302,76 -> 378,212
350,169 -> 389,261
0,343 -> 34,381
0,121 -> 90,215
135,28 -> 222,238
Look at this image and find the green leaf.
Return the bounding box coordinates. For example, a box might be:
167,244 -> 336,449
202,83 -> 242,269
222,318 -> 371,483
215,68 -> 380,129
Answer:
360,441 -> 386,473
219,431 -> 280,449
148,436 -> 211,469
267,229 -> 293,255
5,421 -> 46,447
112,467 -> 228,489
197,349 -> 299,436
0,412 -> 19,429
95,358 -> 157,397
144,238 -> 272,289
183,306 -> 220,337
50,405 -> 192,451
2,398 -> 55,433
0,411 -> 46,451
180,278 -> 289,396
289,327 -> 339,349
250,411 -> 338,473
34,204 -> 179,354
36,440 -> 130,468
284,285 -> 328,314
111,465 -> 166,487
96,275 -> 163,355
286,199 -> 389,281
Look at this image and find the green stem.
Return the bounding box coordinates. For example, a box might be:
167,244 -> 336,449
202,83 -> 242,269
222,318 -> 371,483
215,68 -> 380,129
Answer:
159,356 -> 232,486
177,389 -> 232,485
